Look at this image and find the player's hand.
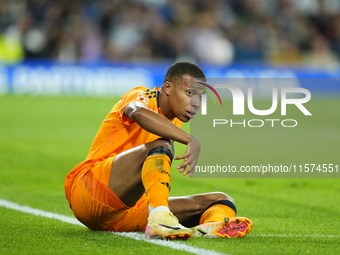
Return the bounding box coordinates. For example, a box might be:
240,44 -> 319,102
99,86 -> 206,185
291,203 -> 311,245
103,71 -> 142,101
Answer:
174,136 -> 201,177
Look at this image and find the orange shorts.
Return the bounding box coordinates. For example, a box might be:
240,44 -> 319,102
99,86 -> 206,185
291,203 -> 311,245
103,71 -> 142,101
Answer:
69,156 -> 149,232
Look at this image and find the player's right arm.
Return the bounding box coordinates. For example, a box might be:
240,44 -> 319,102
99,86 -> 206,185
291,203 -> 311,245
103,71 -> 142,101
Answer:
125,101 -> 200,177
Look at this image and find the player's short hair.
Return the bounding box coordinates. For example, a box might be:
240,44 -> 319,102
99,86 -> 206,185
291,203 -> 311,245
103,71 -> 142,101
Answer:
163,61 -> 206,84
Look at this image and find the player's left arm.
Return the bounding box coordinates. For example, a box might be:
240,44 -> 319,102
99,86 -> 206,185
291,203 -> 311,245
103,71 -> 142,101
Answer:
125,100 -> 200,177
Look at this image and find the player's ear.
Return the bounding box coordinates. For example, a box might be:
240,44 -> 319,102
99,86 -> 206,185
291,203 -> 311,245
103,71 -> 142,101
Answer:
162,81 -> 172,97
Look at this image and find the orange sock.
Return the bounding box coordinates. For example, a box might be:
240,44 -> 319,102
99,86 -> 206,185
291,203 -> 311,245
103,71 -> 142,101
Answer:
199,203 -> 236,224
141,153 -> 172,209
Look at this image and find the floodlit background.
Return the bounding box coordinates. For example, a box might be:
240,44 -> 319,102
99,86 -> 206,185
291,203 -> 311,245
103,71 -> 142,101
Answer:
1,0 -> 340,95
1,0 -> 340,66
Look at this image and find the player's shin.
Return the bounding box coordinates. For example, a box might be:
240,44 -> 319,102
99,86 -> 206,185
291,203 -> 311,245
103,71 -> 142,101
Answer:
141,147 -> 172,211
199,200 -> 236,224
142,146 -> 192,240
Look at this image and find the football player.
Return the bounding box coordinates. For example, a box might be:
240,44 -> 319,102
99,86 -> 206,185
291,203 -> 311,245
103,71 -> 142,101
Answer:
65,61 -> 252,240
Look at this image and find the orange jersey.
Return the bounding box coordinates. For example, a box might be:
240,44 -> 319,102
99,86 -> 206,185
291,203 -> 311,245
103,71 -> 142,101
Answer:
65,86 -> 183,203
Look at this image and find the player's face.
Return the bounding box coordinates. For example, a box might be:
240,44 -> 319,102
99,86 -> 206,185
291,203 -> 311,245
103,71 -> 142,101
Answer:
168,75 -> 205,122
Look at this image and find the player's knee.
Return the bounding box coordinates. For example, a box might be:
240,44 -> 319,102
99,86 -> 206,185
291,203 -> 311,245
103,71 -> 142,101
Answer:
150,139 -> 174,155
206,192 -> 237,215
211,192 -> 236,207
147,139 -> 174,161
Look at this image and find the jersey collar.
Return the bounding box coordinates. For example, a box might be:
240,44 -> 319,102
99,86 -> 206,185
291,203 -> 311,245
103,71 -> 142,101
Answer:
153,87 -> 160,108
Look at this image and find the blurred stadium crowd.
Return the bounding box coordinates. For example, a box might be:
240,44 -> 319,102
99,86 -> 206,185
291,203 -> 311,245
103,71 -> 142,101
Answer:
0,0 -> 340,68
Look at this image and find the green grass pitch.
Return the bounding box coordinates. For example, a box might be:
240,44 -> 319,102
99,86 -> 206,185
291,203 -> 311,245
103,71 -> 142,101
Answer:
0,95 -> 339,255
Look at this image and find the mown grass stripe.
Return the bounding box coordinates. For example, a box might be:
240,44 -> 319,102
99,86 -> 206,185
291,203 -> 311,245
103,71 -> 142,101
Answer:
0,198 -> 224,255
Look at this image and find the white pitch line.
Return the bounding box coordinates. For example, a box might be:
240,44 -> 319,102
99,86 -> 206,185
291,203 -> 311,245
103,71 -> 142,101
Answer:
0,198 -> 224,255
114,232 -> 225,255
0,198 -> 85,227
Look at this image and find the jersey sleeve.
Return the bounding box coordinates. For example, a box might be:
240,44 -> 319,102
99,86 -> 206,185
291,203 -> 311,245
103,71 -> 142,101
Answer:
117,87 -> 153,119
